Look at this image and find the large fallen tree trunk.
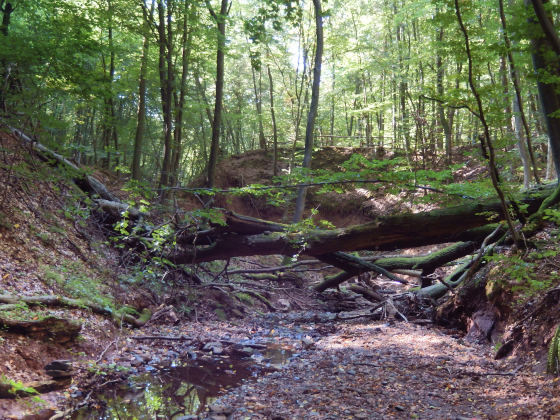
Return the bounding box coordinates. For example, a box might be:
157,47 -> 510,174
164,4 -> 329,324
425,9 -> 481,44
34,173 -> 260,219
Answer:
7,125 -> 560,299
169,185 -> 552,264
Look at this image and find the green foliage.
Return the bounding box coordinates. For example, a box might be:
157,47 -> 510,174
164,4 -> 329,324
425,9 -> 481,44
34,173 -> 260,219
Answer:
0,375 -> 44,404
41,260 -> 115,311
485,253 -> 551,299
0,302 -> 44,322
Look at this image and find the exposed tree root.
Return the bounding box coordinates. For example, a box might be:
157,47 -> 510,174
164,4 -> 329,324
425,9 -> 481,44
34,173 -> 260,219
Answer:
0,294 -> 151,328
0,315 -> 81,342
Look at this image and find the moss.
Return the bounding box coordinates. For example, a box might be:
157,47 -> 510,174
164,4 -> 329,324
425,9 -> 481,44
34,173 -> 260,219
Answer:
547,325 -> 560,375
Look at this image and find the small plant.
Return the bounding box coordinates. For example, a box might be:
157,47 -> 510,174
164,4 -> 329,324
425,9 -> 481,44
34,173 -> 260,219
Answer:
35,232 -> 53,246
0,376 -> 44,403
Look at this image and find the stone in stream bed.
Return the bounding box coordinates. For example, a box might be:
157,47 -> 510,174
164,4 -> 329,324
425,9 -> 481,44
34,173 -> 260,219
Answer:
202,342 -> 224,354
44,359 -> 73,379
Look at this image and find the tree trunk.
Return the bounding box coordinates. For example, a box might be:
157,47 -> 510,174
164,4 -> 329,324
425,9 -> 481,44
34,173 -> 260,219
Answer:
170,1 -> 193,186
131,0 -> 153,180
170,187 -> 553,264
527,0 -> 560,179
206,0 -> 230,188
157,0 -> 175,195
293,0 -> 323,222
268,65 -> 279,177
251,60 -> 267,150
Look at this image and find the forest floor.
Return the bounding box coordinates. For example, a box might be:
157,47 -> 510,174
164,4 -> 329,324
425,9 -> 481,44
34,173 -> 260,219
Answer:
1,131 -> 560,419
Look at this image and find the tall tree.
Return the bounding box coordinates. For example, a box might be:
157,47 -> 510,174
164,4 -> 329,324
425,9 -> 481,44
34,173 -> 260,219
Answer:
206,0 -> 231,188
131,0 -> 154,180
293,0 -> 323,222
526,0 -> 560,179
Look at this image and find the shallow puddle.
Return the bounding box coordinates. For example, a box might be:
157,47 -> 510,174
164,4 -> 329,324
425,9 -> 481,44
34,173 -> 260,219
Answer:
72,346 -> 293,419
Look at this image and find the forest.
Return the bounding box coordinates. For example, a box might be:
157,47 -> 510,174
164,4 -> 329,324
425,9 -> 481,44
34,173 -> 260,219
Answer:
2,0 -> 560,418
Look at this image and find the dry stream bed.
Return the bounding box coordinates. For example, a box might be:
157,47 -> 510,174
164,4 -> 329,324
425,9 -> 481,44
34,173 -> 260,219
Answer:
49,312 -> 560,420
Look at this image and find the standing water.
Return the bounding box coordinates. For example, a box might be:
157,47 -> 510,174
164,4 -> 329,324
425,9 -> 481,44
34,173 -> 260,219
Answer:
72,346 -> 293,419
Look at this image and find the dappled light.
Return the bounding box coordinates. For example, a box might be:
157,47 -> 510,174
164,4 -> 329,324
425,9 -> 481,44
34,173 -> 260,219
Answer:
2,0 -> 560,418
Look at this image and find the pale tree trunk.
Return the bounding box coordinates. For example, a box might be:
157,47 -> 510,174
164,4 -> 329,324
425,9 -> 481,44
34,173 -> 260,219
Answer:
293,0 -> 323,222
513,96 -> 532,189
251,60 -> 267,150
100,0 -> 118,169
170,1 -> 193,186
500,0 -> 539,184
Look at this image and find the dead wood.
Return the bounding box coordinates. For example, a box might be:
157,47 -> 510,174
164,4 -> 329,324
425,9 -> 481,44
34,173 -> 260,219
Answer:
0,315 -> 82,342
169,184 -> 550,264
0,294 -> 151,328
348,284 -> 384,302
8,126 -> 119,202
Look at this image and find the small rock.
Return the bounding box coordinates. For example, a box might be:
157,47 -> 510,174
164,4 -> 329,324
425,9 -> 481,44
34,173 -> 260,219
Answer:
277,298 -> 291,312
209,403 -> 232,414
203,342 -> 224,355
394,405 -> 405,412
302,336 -> 315,349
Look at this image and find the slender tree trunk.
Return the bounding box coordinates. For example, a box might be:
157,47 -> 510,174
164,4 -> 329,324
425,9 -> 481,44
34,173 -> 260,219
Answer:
251,60 -> 267,150
500,0 -> 540,184
0,1 -> 14,112
131,1 -> 154,180
267,65 -> 279,177
171,1 -> 193,186
206,0 -> 230,187
455,0 -> 520,244
293,0 -> 323,222
155,0 -> 175,196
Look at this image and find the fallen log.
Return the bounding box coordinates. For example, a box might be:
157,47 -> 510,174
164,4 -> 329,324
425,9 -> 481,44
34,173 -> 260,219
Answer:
7,126 -> 119,202
169,186 -> 551,264
314,240 -> 484,292
0,315 -> 81,342
0,294 -> 151,328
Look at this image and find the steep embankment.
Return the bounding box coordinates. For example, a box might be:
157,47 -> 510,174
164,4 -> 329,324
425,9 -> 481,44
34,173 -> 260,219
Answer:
186,146 -> 444,226
0,131 -> 152,417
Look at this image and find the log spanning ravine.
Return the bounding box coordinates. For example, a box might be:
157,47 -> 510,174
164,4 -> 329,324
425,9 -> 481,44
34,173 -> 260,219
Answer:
6,124 -> 560,300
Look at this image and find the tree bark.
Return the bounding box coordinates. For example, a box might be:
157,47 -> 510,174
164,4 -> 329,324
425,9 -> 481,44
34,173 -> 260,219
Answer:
132,0 -> 154,180
206,0 -> 230,187
170,1 -> 193,186
267,65 -> 279,176
527,0 -> 560,179
170,187 -> 552,265
293,0 -> 323,222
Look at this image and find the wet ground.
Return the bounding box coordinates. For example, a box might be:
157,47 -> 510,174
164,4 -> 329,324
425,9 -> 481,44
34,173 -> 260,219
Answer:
72,348 -> 292,419
65,312 -> 560,419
